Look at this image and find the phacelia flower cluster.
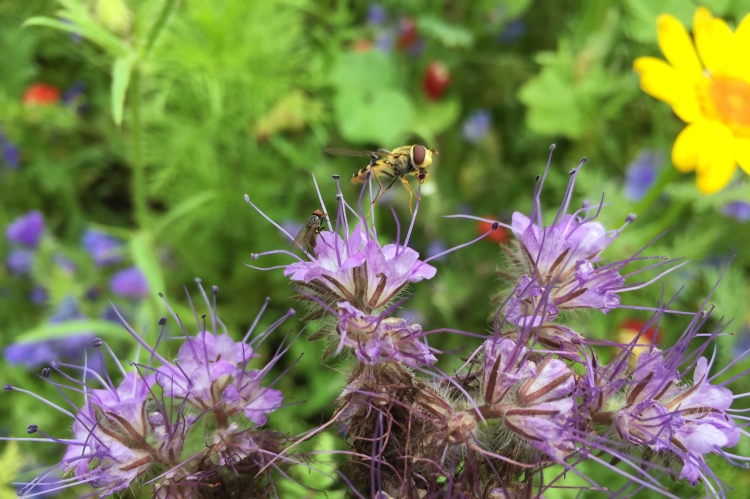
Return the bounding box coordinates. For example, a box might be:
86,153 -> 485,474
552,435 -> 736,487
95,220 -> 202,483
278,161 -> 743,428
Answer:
2,282 -> 297,497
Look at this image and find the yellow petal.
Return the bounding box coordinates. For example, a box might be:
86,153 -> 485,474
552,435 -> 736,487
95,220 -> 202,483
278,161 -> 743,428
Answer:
693,7 -> 733,75
733,14 -> 750,80
735,137 -> 750,175
633,56 -> 701,123
672,123 -> 705,172
694,122 -> 736,193
657,14 -> 703,81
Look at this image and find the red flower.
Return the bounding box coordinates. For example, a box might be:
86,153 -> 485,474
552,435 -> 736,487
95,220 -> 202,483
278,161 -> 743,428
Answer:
422,61 -> 450,101
477,218 -> 509,244
23,84 -> 60,105
353,39 -> 373,52
396,17 -> 419,50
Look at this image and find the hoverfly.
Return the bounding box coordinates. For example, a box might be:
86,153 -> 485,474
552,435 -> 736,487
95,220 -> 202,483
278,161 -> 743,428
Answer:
291,209 -> 326,256
323,144 -> 437,213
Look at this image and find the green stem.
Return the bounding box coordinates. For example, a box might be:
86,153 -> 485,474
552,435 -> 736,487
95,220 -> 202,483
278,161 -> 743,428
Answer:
131,69 -> 149,229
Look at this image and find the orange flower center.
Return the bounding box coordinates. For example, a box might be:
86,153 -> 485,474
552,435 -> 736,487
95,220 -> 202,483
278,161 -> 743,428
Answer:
702,77 -> 750,138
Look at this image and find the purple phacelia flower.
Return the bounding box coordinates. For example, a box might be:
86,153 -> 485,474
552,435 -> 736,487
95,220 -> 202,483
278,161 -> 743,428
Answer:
498,146 -> 683,332
82,229 -> 123,266
30,286 -> 48,304
624,150 -> 662,201
721,200 -> 750,222
110,266 -> 149,298
245,176 -> 438,318
6,248 -> 34,275
462,110 -> 491,143
6,210 -> 44,247
477,338 -> 576,461
156,328 -> 285,425
334,301 -> 436,367
2,282 -> 299,497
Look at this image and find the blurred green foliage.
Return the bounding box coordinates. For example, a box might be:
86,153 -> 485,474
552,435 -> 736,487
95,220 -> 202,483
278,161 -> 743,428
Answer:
2,0 -> 750,496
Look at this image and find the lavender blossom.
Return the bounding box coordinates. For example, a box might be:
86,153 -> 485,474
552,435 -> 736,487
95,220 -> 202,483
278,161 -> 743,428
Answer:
721,200 -> 750,222
1,282 -> 300,497
110,266 -> 149,298
6,210 -> 44,247
0,129 -> 20,170
6,248 -> 34,275
334,301 -> 436,367
82,229 -> 123,266
462,110 -> 492,143
624,150 -> 662,201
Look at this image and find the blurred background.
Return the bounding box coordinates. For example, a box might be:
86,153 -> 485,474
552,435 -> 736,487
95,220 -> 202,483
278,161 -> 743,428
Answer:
2,0 -> 750,496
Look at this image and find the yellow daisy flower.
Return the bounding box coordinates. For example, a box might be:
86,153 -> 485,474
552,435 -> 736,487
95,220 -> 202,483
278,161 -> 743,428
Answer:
634,7 -> 750,194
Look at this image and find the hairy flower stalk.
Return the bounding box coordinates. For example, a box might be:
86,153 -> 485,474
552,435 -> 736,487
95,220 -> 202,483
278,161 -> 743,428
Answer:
2,281 -> 299,498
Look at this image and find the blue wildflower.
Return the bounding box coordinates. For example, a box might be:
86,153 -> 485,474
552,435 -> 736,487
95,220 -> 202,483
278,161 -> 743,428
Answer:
498,19 -> 526,44
462,110 -> 492,144
82,229 -> 123,266
367,4 -> 387,25
0,129 -> 20,170
624,150 -> 662,201
109,266 -> 149,298
6,211 -> 44,247
721,200 -> 750,222
6,248 -> 34,275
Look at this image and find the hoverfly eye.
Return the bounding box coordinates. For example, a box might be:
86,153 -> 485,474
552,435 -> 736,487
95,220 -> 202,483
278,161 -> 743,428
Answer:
412,145 -> 426,166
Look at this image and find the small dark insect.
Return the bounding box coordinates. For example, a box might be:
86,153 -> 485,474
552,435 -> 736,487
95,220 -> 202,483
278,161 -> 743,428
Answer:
291,209 -> 326,255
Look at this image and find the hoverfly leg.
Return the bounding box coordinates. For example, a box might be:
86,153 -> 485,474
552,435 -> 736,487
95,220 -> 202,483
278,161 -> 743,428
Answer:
400,177 -> 418,214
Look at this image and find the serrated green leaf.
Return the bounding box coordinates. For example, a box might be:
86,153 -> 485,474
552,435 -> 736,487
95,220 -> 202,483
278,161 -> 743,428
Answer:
518,65 -> 583,139
111,56 -> 132,126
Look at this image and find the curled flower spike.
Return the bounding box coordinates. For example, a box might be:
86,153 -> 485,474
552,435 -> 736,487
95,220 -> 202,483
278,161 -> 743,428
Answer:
496,146 -> 684,349
1,280 -> 300,497
334,301 -> 436,367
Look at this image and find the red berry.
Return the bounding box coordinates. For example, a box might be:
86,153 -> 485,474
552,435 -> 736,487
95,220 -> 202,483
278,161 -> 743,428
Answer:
422,61 -> 450,101
23,83 -> 60,105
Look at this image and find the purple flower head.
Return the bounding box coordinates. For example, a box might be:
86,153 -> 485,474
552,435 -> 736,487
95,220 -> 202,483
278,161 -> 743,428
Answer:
0,130 -> 20,170
6,210 -> 44,247
246,176 -> 440,319
110,266 -> 149,298
3,281 -> 298,497
721,200 -> 750,222
62,81 -> 86,105
6,248 -> 34,275
477,338 -> 576,461
334,301 -> 436,367
30,286 -> 48,304
82,229 -> 123,266
367,4 -> 387,25
624,150 -> 662,201
499,146 -> 683,335
462,110 -> 492,144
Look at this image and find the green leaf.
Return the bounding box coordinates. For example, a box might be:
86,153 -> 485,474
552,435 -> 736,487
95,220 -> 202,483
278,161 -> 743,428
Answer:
334,88 -> 415,145
518,63 -> 584,139
624,0 -> 696,43
16,319 -> 125,343
417,16 -> 474,48
330,51 -> 396,91
0,442 -> 23,499
23,15 -> 128,57
111,56 -> 133,126
130,231 -> 166,298
411,98 -> 461,145
154,190 -> 219,235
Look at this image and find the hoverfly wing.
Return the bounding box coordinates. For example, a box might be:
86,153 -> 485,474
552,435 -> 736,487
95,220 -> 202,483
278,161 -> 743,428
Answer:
323,147 -> 381,158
